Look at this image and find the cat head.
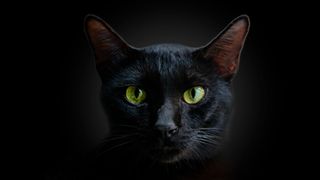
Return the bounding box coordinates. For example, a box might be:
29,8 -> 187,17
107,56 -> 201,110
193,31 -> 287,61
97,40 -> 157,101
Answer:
85,15 -> 249,163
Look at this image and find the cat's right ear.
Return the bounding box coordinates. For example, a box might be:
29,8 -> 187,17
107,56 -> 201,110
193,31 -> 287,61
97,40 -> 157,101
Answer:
199,15 -> 250,81
84,15 -> 133,72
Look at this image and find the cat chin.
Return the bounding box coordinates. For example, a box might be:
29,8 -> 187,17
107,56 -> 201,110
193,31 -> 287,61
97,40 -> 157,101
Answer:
157,153 -> 184,164
151,147 -> 197,164
148,147 -> 184,164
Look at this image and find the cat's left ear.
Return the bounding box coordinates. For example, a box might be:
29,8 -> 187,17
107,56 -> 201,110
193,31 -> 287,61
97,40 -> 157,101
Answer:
202,15 -> 250,81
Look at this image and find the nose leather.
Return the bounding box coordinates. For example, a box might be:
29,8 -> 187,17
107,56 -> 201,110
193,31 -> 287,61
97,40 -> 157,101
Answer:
155,100 -> 179,138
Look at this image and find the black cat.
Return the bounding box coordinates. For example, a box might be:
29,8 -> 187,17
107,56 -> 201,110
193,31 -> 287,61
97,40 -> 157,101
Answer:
84,14 -> 249,180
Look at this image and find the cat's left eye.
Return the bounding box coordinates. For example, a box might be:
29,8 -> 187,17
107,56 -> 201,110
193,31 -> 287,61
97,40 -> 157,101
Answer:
125,86 -> 146,105
183,86 -> 205,104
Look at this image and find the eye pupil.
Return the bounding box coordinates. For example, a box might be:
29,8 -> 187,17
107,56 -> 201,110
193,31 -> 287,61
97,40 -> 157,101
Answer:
191,88 -> 196,98
134,89 -> 140,98
183,86 -> 205,104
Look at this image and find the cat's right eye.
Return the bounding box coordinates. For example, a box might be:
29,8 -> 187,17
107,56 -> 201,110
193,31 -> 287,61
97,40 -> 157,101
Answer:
125,86 -> 146,105
183,86 -> 205,104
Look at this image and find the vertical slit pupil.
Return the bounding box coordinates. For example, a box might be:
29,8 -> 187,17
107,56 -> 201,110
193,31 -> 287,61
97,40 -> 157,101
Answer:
191,88 -> 196,98
134,88 -> 140,98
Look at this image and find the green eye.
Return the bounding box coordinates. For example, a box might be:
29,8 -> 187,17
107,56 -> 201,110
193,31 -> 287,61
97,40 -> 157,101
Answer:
183,86 -> 205,104
125,86 -> 146,105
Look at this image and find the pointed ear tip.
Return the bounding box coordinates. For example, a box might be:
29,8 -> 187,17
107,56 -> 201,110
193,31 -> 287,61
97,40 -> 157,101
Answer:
85,14 -> 96,21
236,15 -> 250,26
84,14 -> 104,26
84,14 -> 96,26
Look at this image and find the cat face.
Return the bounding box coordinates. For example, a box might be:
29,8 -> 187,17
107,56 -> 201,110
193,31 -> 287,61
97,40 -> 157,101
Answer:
85,15 -> 249,163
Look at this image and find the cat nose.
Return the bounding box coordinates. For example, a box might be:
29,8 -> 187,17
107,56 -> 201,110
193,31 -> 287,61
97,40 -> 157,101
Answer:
155,101 -> 179,138
154,123 -> 179,138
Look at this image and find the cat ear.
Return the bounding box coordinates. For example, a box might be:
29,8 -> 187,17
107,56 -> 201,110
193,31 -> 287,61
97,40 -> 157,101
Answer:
203,15 -> 250,80
84,15 -> 133,71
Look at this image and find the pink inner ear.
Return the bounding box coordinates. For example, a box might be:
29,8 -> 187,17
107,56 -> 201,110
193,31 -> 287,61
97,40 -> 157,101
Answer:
87,19 -> 106,32
205,17 -> 249,79
86,17 -> 129,67
212,46 -> 240,76
215,61 -> 237,77
228,62 -> 236,73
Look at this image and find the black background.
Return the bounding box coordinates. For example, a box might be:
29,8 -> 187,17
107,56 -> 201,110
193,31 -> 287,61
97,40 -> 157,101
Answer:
10,1 -> 315,179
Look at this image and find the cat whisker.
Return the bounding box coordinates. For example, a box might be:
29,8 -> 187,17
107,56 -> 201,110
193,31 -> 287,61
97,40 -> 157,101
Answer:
116,124 -> 141,129
189,145 -> 203,161
191,133 -> 222,152
112,124 -> 149,134
98,139 -> 136,157
107,132 -> 139,136
196,132 -> 223,138
197,127 -> 223,130
197,135 -> 222,143
197,128 -> 224,133
102,133 -> 140,143
196,138 -> 219,146
196,129 -> 224,137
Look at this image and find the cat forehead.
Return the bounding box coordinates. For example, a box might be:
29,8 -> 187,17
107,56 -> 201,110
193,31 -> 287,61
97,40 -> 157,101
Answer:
141,44 -> 195,68
142,44 -> 195,57
143,44 -> 194,52
110,44 -> 210,86
136,44 -> 191,76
